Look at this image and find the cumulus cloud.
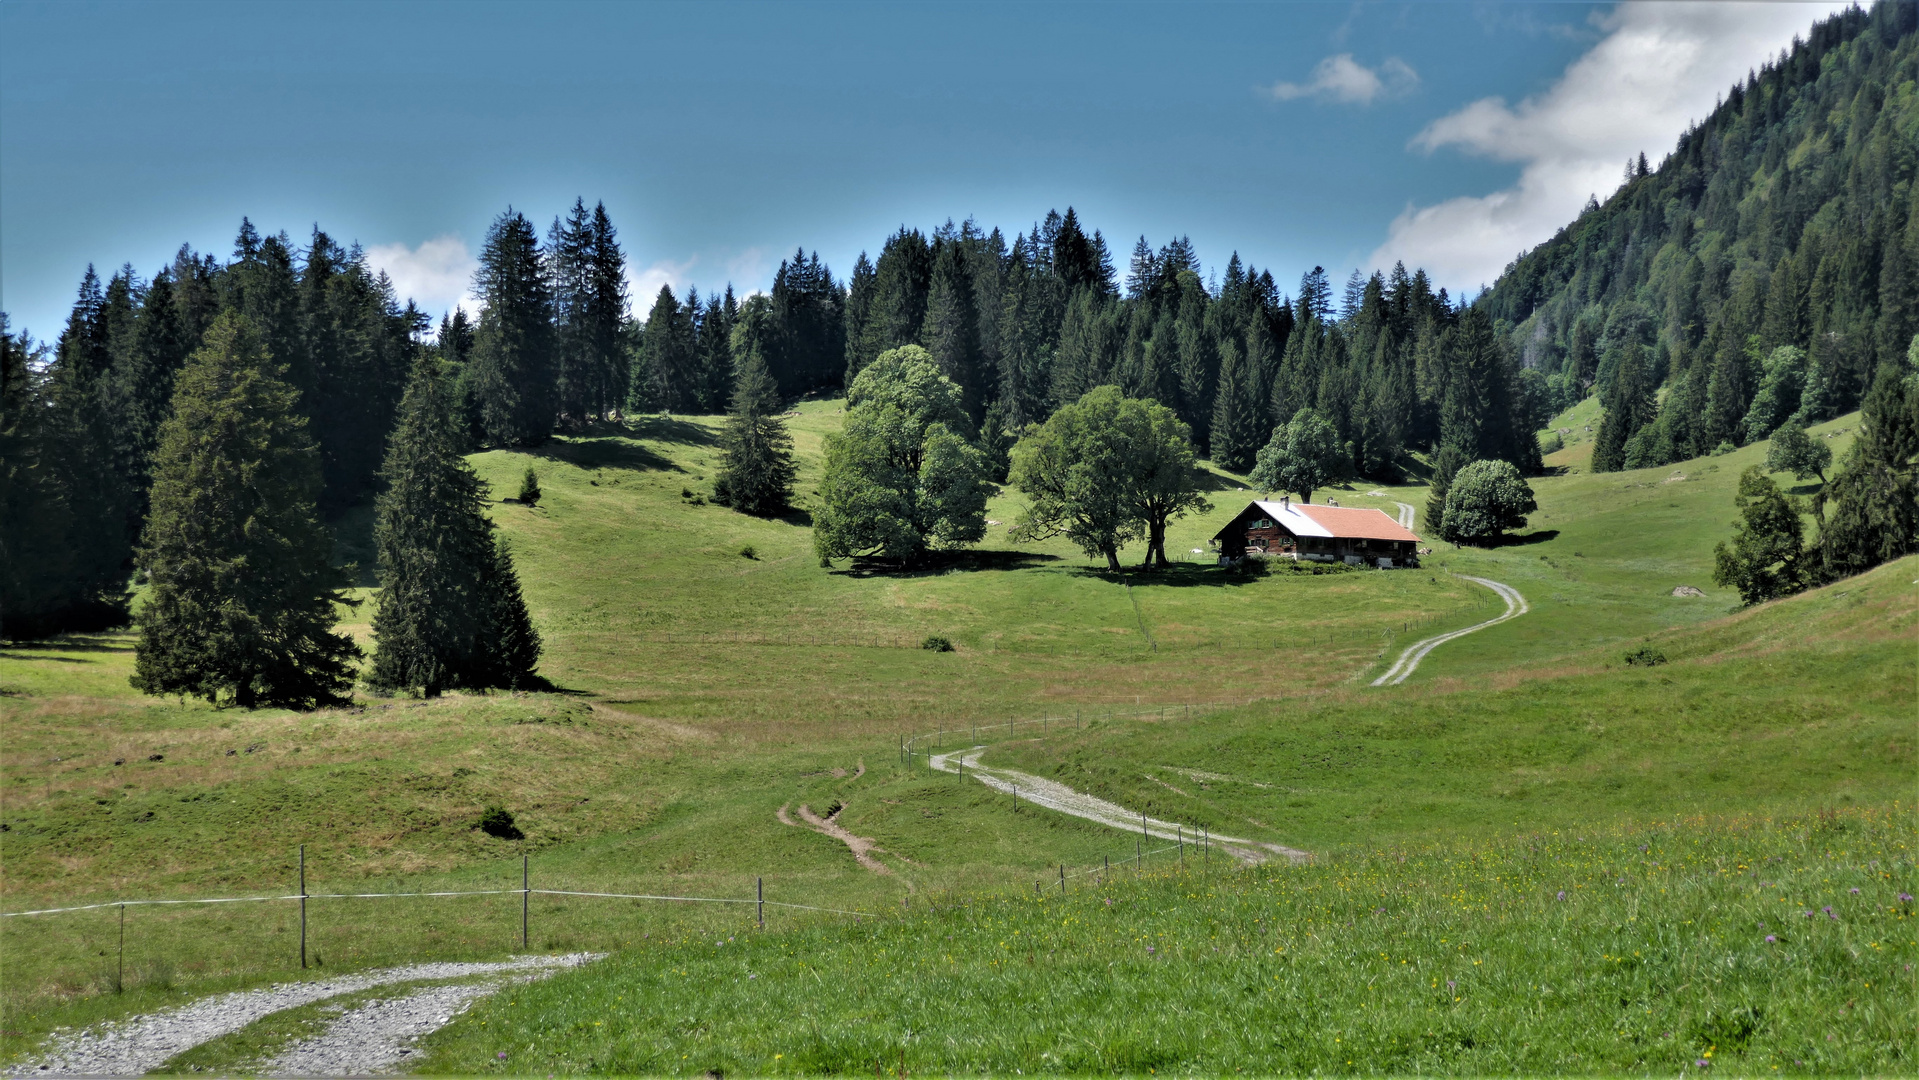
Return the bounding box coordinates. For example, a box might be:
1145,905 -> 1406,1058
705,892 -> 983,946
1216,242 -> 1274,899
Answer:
1267,54 -> 1418,104
1368,2 -> 1848,294
629,257 -> 700,309
365,234 -> 479,319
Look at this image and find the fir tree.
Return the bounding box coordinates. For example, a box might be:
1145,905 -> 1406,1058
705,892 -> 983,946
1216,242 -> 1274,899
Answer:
1208,339 -> 1261,473
470,209 -> 557,445
1813,363 -> 1918,579
131,312 -> 358,708
370,357 -> 542,695
713,347 -> 797,516
921,238 -> 983,419
1591,344 -> 1657,472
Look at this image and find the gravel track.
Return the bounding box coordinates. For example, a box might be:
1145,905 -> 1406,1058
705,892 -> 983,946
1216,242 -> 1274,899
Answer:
927,747 -> 1308,865
18,954 -> 595,1077
1372,575 -> 1528,687
1392,501 -> 1416,530
260,978 -> 516,1077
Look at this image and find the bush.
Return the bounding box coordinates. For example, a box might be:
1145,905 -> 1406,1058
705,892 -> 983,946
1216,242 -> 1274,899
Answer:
1623,645 -> 1668,667
921,635 -> 954,652
477,805 -> 523,839
517,466 -> 541,506
739,545 -> 758,560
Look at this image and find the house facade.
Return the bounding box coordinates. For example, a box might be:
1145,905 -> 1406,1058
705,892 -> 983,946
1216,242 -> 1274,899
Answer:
1210,498 -> 1421,568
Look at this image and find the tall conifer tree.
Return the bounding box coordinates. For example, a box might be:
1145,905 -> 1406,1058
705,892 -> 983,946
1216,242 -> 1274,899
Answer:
131,312 -> 358,708
470,209 -> 557,445
371,357 -> 542,693
712,347 -> 797,516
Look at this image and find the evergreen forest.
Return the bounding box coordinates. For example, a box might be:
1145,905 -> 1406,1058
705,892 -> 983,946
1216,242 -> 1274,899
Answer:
3,2 -> 1914,646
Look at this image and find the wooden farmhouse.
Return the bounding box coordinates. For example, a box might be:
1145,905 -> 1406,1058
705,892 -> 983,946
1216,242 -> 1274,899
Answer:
1211,497 -> 1422,568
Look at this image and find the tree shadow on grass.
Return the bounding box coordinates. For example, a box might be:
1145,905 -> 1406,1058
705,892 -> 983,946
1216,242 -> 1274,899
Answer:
832,550 -> 1061,578
0,651 -> 95,663
1482,529 -> 1561,548
534,436 -> 681,474
1069,562 -> 1354,588
0,635 -> 133,654
620,414 -> 723,449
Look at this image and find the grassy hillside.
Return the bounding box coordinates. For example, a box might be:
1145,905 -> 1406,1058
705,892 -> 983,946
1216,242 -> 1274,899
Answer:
1,400 -> 1907,1063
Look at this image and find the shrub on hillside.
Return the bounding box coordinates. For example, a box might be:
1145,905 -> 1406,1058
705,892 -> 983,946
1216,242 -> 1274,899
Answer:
1623,645 -> 1668,667
921,635 -> 954,652
518,466 -> 541,506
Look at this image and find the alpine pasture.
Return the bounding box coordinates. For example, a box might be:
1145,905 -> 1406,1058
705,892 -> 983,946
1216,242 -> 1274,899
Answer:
1,401 -> 1912,1073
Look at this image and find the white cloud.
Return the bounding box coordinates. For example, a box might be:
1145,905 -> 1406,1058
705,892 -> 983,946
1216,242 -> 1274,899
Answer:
628,257 -> 700,312
1369,2 -> 1847,294
1267,54 -> 1418,105
364,234 -> 479,321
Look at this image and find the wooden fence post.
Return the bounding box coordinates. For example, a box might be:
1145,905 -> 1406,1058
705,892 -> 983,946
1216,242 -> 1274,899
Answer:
758,877 -> 764,929
521,855 -> 529,950
298,846 -> 307,970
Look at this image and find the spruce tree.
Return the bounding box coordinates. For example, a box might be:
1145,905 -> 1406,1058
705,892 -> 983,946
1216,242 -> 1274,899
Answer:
470,209 -> 557,445
370,357 -> 542,694
712,347 -> 797,516
921,238 -> 982,419
131,312 -> 358,708
1209,339 -> 1260,473
1591,344 -> 1657,472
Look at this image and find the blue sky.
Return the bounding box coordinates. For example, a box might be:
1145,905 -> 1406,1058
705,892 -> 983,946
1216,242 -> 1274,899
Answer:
1,1 -> 1841,341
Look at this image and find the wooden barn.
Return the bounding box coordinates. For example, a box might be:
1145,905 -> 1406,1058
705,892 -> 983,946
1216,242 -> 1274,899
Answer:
1210,497 -> 1421,568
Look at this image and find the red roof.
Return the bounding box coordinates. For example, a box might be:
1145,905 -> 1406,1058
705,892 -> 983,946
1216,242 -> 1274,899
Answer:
1292,504 -> 1420,542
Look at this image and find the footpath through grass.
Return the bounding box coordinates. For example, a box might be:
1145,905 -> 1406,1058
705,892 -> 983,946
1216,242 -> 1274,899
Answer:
418,806 -> 1917,1076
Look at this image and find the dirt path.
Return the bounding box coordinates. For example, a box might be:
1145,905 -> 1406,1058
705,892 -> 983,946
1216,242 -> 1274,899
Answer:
16,954 -> 596,1077
926,747 -> 1308,865
1392,501 -> 1416,530
1372,575 -> 1528,686
778,801 -> 895,874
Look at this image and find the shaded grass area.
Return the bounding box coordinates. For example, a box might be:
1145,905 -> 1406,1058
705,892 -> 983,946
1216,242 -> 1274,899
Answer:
416,807 -> 1917,1077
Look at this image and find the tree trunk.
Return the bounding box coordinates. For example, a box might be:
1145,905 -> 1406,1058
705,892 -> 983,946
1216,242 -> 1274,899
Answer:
1105,547 -> 1122,572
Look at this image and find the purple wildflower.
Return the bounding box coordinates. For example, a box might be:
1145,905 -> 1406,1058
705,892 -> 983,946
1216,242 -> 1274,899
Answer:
1447,980 -> 1457,991
1147,945 -> 1155,953
1556,890 -> 1566,901
1764,935 -> 1777,943
1849,887 -> 1860,894
497,1052 -> 509,1061
1696,1059 -> 1710,1068
1899,892 -> 1914,903
1824,906 -> 1837,920
1804,910 -> 1815,918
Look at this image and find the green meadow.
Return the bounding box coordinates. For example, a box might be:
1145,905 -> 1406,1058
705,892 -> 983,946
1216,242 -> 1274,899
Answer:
2,399 -> 1912,1071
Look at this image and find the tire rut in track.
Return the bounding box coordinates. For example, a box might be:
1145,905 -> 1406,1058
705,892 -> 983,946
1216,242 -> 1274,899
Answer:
927,747 -> 1308,865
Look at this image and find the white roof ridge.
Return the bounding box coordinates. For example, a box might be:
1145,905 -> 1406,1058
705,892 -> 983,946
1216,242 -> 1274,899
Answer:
1251,499 -> 1333,538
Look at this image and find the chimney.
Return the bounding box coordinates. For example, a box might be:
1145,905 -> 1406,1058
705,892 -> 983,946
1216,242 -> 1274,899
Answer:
1281,495 -> 1289,509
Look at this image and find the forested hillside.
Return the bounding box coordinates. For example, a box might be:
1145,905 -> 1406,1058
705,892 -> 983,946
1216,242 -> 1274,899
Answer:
5,3 -> 1914,640
1479,1 -> 1917,469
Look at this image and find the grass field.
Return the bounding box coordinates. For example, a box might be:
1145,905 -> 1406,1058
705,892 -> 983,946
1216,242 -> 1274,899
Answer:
413,806 -> 1915,1076
2,395 -> 1910,1070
